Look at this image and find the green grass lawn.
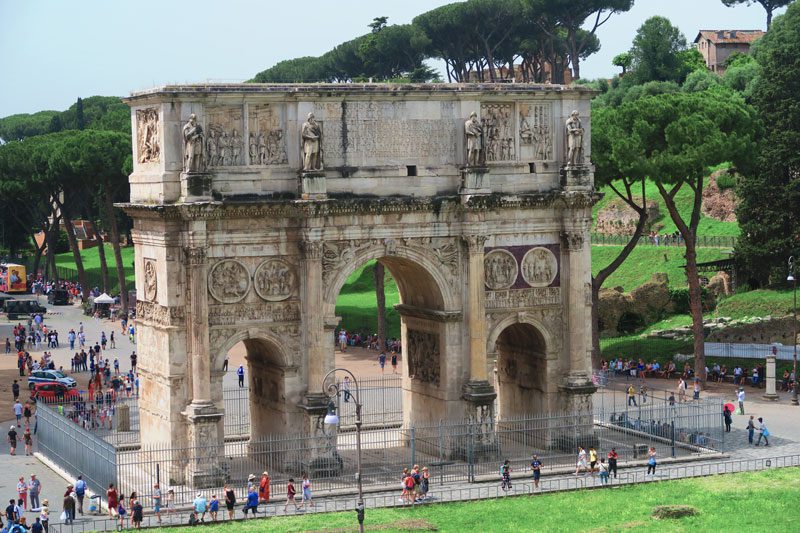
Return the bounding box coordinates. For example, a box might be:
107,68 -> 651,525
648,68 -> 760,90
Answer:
336,261 -> 401,338
592,175 -> 741,238
592,245 -> 728,291
55,244 -> 135,293
149,467 -> 800,532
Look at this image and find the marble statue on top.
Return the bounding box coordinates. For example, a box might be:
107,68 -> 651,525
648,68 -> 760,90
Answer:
301,113 -> 323,172
182,114 -> 205,173
465,111 -> 485,167
565,110 -> 584,167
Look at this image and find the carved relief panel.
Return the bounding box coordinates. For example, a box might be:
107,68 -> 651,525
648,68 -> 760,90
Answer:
248,104 -> 287,165
253,259 -> 296,302
518,102 -> 553,161
407,329 -> 440,385
481,103 -> 515,162
205,106 -> 245,167
143,259 -> 158,302
136,108 -> 160,164
520,247 -> 558,287
208,259 -> 250,303
484,249 -> 518,290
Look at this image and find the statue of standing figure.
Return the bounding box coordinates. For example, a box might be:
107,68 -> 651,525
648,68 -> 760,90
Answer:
465,111 -> 484,167
565,110 -> 584,166
182,114 -> 205,173
301,113 -> 322,171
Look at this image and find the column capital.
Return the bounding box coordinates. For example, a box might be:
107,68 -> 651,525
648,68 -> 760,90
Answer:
184,246 -> 206,266
301,240 -> 324,260
462,234 -> 487,253
561,231 -> 584,252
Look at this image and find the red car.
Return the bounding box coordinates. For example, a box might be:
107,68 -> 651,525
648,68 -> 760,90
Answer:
31,382 -> 83,403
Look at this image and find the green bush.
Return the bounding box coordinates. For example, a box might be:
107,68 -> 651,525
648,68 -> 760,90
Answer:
669,287 -> 714,313
715,172 -> 737,190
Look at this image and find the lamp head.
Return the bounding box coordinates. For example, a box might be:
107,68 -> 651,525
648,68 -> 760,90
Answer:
789,274 -> 796,282
323,401 -> 339,426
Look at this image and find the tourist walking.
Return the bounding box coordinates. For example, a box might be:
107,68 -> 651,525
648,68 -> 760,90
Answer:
152,482 -> 162,524
300,473 -> 314,509
16,477 -> 28,511
756,417 -> 770,446
74,476 -> 86,515
588,447 -> 598,475
500,460 -> 512,491
208,495 -> 219,521
115,494 -> 126,529
598,458 -> 609,485
131,497 -> 143,529
723,405 -> 733,432
646,447 -> 657,476
237,365 -> 245,387
7,425 -> 17,455
738,388 -> 746,414
693,379 -> 701,400
258,471 -> 270,504
39,499 -> 49,532
106,483 -> 119,518
608,448 -> 618,478
62,490 -> 76,525
224,484 -> 236,519
575,447 -> 589,476
391,352 -> 398,374
420,466 -> 430,500
343,376 -> 351,402
243,486 -> 259,517
677,377 -> 687,402
283,479 -> 300,513
747,415 -> 756,445
28,475 -> 41,510
23,428 -> 33,456
378,352 -> 386,373
531,455 -> 542,489
627,385 -> 637,406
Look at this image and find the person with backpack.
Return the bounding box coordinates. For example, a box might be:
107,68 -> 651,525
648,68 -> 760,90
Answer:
72,476 -> 85,515
607,448 -> 619,478
500,460 -> 512,492
410,465 -> 422,503
402,469 -> 415,505
756,417 -> 770,446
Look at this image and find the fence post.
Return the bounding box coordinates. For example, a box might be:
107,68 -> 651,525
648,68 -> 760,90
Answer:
671,421 -> 676,458
410,426 -> 416,466
468,422 -> 475,483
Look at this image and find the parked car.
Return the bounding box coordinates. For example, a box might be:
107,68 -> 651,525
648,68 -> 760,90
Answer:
47,288 -> 70,305
28,369 -> 76,389
4,299 -> 46,320
31,382 -> 82,402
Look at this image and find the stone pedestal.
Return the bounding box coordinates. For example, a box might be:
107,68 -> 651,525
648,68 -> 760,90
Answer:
180,172 -> 212,202
300,171 -> 327,200
560,165 -> 592,191
763,355 -> 779,401
459,167 -> 490,200
184,401 -> 225,488
459,380 -> 498,461
300,393 -> 343,478
557,380 -> 598,451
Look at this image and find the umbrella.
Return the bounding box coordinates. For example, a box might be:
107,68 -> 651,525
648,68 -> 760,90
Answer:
94,293 -> 115,304
724,402 -> 735,413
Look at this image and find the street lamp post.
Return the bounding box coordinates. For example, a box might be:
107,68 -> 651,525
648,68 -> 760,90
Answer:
789,257 -> 798,406
321,368 -> 365,532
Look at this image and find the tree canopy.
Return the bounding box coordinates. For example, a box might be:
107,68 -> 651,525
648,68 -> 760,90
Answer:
721,0 -> 793,29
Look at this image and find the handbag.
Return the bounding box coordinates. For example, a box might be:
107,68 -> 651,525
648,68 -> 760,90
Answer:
60,511 -> 67,520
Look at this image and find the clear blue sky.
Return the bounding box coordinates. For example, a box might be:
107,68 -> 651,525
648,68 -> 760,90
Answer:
0,0 -> 780,117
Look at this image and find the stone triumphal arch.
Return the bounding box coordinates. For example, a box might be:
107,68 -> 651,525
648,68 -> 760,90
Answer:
124,83 -> 598,486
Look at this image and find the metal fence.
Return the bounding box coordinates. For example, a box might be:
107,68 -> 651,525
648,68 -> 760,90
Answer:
591,233 -> 737,248
36,401 -> 118,497
706,342 -> 799,360
47,452 -> 800,533
334,375 -> 403,428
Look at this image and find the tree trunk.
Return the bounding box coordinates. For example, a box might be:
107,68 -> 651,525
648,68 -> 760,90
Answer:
767,9 -> 773,30
374,261 -> 386,351
30,231 -> 45,280
57,199 -> 90,301
568,29 -> 581,80
591,209 -> 649,369
94,224 -> 110,293
657,180 -> 706,381
45,206 -> 60,283
103,181 -> 128,317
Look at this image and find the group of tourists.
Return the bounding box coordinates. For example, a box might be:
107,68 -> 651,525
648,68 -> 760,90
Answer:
400,465 -> 430,504
335,330 -> 401,354
575,446 -> 652,482
0,475 -> 82,533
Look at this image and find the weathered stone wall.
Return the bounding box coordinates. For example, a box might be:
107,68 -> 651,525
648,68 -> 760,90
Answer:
598,273 -> 672,336
707,316 -> 800,344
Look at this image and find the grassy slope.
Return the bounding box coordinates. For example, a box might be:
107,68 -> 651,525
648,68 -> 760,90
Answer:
592,175 -> 740,237
336,261 -> 401,338
55,244 -> 135,293
150,467 -> 800,533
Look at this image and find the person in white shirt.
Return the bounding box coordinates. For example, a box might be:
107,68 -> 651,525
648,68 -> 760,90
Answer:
737,388 -> 746,414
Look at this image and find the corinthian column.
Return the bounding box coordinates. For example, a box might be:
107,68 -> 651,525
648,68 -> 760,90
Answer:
463,235 -> 489,381
300,240 -> 329,412
561,230 -> 592,384
185,246 -> 211,405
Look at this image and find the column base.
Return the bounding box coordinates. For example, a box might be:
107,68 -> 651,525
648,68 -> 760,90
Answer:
456,380 -> 498,462
299,393 -> 343,478
762,393 -> 780,401
459,167 -> 491,201
183,401 -> 225,489
560,165 -> 593,191
557,378 -> 597,452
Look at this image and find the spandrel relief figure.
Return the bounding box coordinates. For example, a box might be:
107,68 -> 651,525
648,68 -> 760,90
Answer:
182,114 -> 205,173
566,110 -> 585,166
465,111 -> 484,167
218,131 -> 230,166
249,132 -> 258,164
257,132 -> 267,165
301,113 -> 322,171
206,129 -> 218,168
230,129 -> 242,165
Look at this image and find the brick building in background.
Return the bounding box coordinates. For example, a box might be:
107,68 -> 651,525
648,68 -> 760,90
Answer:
694,30 -> 764,74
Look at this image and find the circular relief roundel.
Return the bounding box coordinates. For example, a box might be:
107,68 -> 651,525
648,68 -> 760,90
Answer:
253,259 -> 296,302
520,247 -> 558,287
208,260 -> 251,303
484,249 -> 518,290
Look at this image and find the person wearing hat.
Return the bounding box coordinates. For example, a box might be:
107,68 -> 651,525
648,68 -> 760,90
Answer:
247,474 -> 256,494
258,471 -> 270,504
63,487 -> 76,525
39,499 -> 50,532
193,492 -> 207,523
8,425 -> 17,455
737,387 -> 746,415
28,474 -> 41,510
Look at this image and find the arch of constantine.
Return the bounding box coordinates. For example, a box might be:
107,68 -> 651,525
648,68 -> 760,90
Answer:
123,83 -> 599,486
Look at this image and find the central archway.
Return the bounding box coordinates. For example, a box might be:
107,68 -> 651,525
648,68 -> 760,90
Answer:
325,243 -> 462,426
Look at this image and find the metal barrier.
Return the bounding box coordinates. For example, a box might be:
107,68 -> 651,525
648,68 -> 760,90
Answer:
705,342 -> 799,361
47,452 -> 800,532
591,233 -> 737,248
36,402 -> 117,497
